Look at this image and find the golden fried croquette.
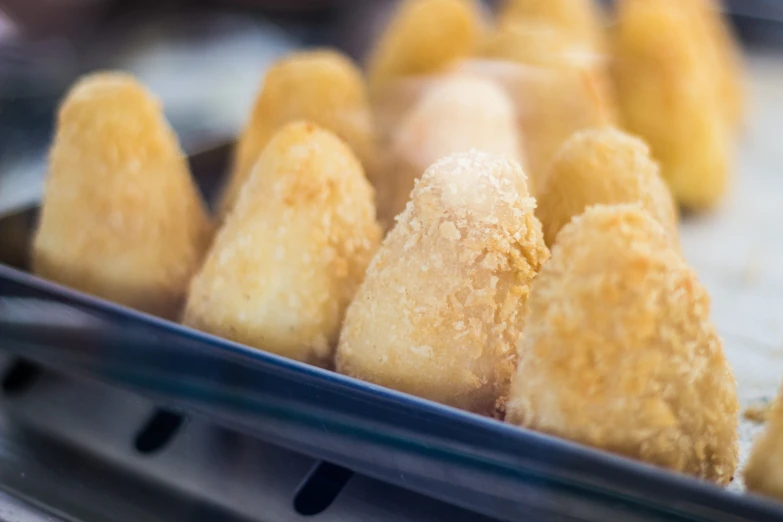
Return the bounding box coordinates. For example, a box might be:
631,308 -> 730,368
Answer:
32,72 -> 213,319
377,75 -> 521,229
506,204 -> 739,484
184,122 -> 381,367
366,0 -> 483,142
336,151 -> 549,415
537,127 -> 678,247
612,0 -> 732,209
745,389 -> 783,498
366,0 -> 482,100
497,0 -> 607,51
478,22 -> 615,193
219,50 -> 379,217
685,0 -> 745,129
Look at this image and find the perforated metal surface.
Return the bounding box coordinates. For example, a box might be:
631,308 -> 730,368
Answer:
0,356 -> 497,522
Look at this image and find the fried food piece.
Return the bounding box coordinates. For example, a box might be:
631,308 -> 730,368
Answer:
184,122 -> 380,367
701,0 -> 745,129
506,204 -> 739,484
219,50 -> 379,217
366,0 -> 482,100
337,152 -> 549,415
377,75 -> 521,229
537,127 -> 678,247
32,72 -> 213,319
746,390 -> 783,498
367,0 -> 483,142
673,0 -> 744,130
497,0 -> 607,51
612,0 -> 732,209
478,21 -> 616,193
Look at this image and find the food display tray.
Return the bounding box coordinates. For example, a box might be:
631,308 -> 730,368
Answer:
3,74 -> 783,521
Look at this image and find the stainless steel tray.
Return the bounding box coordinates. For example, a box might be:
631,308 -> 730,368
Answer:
2,123 -> 783,521
0,355 -> 494,522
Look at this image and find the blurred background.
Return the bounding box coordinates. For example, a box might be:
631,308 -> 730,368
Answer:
0,0 -> 781,215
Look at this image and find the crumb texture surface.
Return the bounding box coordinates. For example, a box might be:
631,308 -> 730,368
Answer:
536,126 -> 678,246
220,50 -> 379,216
32,71 -> 213,319
185,122 -> 380,367
337,151 -> 549,415
506,204 -> 738,484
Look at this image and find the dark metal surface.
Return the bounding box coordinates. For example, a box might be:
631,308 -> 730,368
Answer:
0,356 -> 495,522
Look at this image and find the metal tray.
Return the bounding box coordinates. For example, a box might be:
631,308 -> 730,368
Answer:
3,123 -> 783,521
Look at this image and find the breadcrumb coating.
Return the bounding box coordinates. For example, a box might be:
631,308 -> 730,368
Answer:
612,0 -> 732,209
537,126 -> 678,247
336,151 -> 549,416
506,204 -> 739,485
219,50 -> 379,216
497,0 -> 607,52
377,75 -> 521,229
479,21 -> 616,193
32,71 -> 213,319
366,0 -> 482,101
745,386 -> 783,498
184,122 -> 380,367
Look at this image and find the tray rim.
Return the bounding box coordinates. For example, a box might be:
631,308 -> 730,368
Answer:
3,262 -> 783,522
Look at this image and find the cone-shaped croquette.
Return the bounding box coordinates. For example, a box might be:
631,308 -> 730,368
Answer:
32,71 -> 213,319
687,0 -> 744,129
337,151 -> 549,416
478,21 -> 615,193
366,0 -> 482,139
497,0 -> 607,51
185,122 -> 381,367
506,204 -> 739,485
367,0 -> 481,97
612,0 -> 732,209
219,50 -> 379,216
537,127 -> 677,247
745,385 -> 783,499
377,75 -> 521,229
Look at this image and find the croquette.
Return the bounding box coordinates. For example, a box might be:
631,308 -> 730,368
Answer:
32,72 -> 213,319
366,0 -> 482,101
478,21 -> 615,193
497,0 -> 607,51
536,126 -> 678,246
505,204 -> 739,485
184,121 -> 381,367
377,75 -> 521,229
612,0 -> 732,209
337,151 -> 549,416
219,50 -> 379,216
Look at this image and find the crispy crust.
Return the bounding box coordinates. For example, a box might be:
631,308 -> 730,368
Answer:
32,71 -> 213,319
336,151 -> 549,415
506,204 -> 739,484
537,126 -> 678,247
377,75 -> 521,229
185,122 -> 380,367
219,50 -> 379,216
